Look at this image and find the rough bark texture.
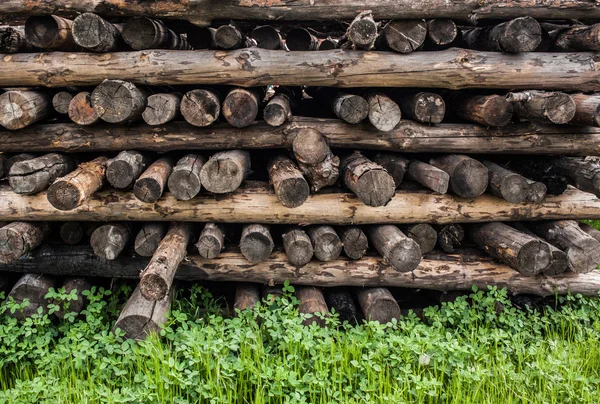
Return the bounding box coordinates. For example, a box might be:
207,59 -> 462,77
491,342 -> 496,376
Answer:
54,277 -> 91,319
113,283 -> 171,340
332,93 -> 369,124
6,274 -> 55,320
365,93 -> 401,132
341,152 -> 396,207
222,88 -> 261,128
378,20 -> 427,53
134,222 -> 168,257
357,287 -> 401,324
240,224 -> 274,263
436,224 -> 464,253
570,94 -> 600,127
407,160 -> 450,194
285,28 -> 318,51
251,25 -> 282,50
483,160 -> 531,204
507,91 -> 576,125
142,93 -> 181,126
268,155 -> 310,208
282,227 -> 313,268
195,223 -> 225,259
91,79 -> 148,124
429,155 -> 488,198
553,23 -> 600,51
399,224 -> 437,254
168,154 -> 206,201
234,283 -> 260,312
68,91 -> 100,126
553,157 -> 600,197
133,156 -> 174,203
395,92 -> 445,124
463,17 -> 542,53
427,19 -> 457,46
296,286 -> 329,327
4,153 -> 35,176
371,153 -> 409,188
72,12 -> 122,52
339,226 -> 368,260
200,150 -> 251,194
308,225 -> 342,262
180,89 -> 221,127
52,91 -> 74,115
0,222 -> 49,264
90,222 -> 131,260
325,287 -> 356,323
8,153 -> 73,195
347,11 -> 378,50
106,151 -> 151,190
368,225 -> 421,272
0,90 -> 50,130
24,15 -> 77,50
448,93 -> 513,127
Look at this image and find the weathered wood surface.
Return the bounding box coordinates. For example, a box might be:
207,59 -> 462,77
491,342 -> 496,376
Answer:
2,185 -> 600,224
6,273 -> 55,320
296,286 -> 329,327
282,227 -> 313,267
3,118 -> 600,156
168,154 -> 205,201
0,49 -> 599,90
234,283 -> 260,312
357,287 -> 401,324
113,283 -> 171,340
5,245 -> 600,297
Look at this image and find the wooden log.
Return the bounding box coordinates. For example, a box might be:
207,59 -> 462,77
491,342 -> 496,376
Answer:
426,19 -> 458,46
92,80 -> 148,124
347,11 -> 378,50
507,158 -> 568,196
52,91 -> 74,115
200,150 -> 251,194
579,222 -> 600,245
553,23 -> 600,51
447,93 -> 513,127
468,222 -> 551,275
339,226 -> 368,260
308,225 -> 342,262
0,26 -> 33,53
282,227 -> 313,268
525,179 -> 547,203
463,17 -> 542,53
268,155 -> 309,208
367,225 -> 421,272
483,160 -> 530,204
371,153 -> 409,188
553,157 -> 600,197
325,287 -> 356,323
90,222 -> 131,260
4,153 -> 35,176
251,26 -> 282,50
54,277 -> 91,318
262,284 -> 283,301
285,28 -> 318,51
395,92 -> 445,124
263,93 -> 293,127
68,91 -> 100,126
134,222 -> 167,257
364,92 -> 401,132
24,15 -> 77,50
341,152 -> 395,207
436,224 -> 464,253
195,223 -> 225,259
186,26 -> 216,49
47,156 -> 107,211
332,93 -> 368,124
72,12 -> 122,52
234,283 -> 260,312
357,287 -> 401,324
167,154 -> 205,201
106,151 -> 151,190
528,220 -> 600,273
429,154 -> 488,198
142,93 -> 181,126
399,224 -> 437,254
8,152 -> 73,195
122,17 -> 189,50
570,94 -> 600,127
407,160 -> 450,194
0,90 -> 50,130
377,20 -> 427,53
140,222 -> 193,301
133,156 -> 174,203
222,88 -> 261,128
318,38 -> 338,51
507,91 -> 576,125
240,224 -> 273,263
292,128 -> 339,192
509,222 -> 568,276
215,23 -> 253,50
296,286 -> 328,327
0,222 -> 49,264
6,274 -> 55,320
113,283 -> 171,340
59,221 -> 85,245
180,89 -> 221,127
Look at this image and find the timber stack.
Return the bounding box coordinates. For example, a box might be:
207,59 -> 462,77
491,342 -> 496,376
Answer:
1,2 -> 600,338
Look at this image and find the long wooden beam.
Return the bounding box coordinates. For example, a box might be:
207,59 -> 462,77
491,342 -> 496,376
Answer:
1,49 -> 599,90
2,118 -> 599,155
2,244 -> 599,297
0,185 -> 599,224
2,1 -> 599,23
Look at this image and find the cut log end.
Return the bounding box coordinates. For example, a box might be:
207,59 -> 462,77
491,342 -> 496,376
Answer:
91,79 -> 147,124
134,223 -> 167,257
143,93 -> 180,126
451,159 -> 489,198
286,28 -> 317,51
358,287 -> 401,324
566,244 -> 600,274
25,15 -> 72,49
276,177 -> 310,208
518,240 -> 554,276
52,91 -> 73,114
348,13 -> 378,49
215,25 -> 242,50
139,273 -> 169,302
222,88 -> 259,128
68,92 -> 99,126
502,17 -> 542,53
60,222 -> 84,245
427,19 -> 457,46
403,224 -> 437,254
72,12 -> 119,52
196,235 -> 222,259
283,229 -> 314,268
90,224 -> 130,260
545,93 -> 577,124
383,20 -> 427,53
366,93 -> 401,132
340,227 -> 368,260
251,26 -> 281,50
180,89 -> 221,127
480,95 -> 514,127
387,238 -> 422,273
333,94 -> 369,124
46,181 -> 81,211
240,225 -> 274,263
133,178 -> 163,203
411,92 -> 445,124
106,161 -> 136,189
200,150 -> 250,194
355,169 -> 396,207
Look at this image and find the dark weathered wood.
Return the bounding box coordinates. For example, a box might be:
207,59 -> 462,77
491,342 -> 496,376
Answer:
468,222 -> 551,275
59,221 -> 84,245
0,25 -> 33,53
90,222 -> 131,260
318,38 -> 339,50
429,154 -> 488,198
426,19 -> 457,46
6,274 -> 55,320
553,23 -> 600,51
52,91 -> 74,115
296,286 -> 329,327
308,225 -> 342,262
186,26 -> 216,49
332,93 -> 368,124
262,284 -> 284,301
140,222 -> 193,301
0,90 -> 50,130
9,152 -> 73,195
395,92 -> 445,124
364,92 -> 401,132
54,277 -> 91,318
113,283 -> 171,340
292,128 -> 339,192
377,20 -> 426,53
72,12 -> 122,52
263,93 -> 292,127
347,11 -> 378,50
234,283 -> 260,312
407,160 -> 450,194
525,179 -> 547,203
68,91 -> 100,126
371,153 -> 408,188
325,287 -> 356,323
215,23 -> 253,50
570,94 -> 600,127
251,25 -> 282,50
483,160 -> 531,204
368,225 -> 421,272
436,224 -> 464,253
222,88 -> 261,128
507,158 -> 568,196
122,17 -> 189,50
47,156 -> 108,211
507,91 -> 576,125
134,156 -> 174,203
268,155 -> 309,208
528,220 -> 600,273
240,224 -> 273,263
285,28 -> 318,51
399,224 -> 437,254
509,222 -> 568,276
448,93 -> 513,127
341,152 -> 395,207
0,222 -> 49,264
553,157 -> 600,197
167,154 -> 205,201
339,226 -> 368,260
180,89 -> 221,127
282,227 -> 313,268
106,151 -> 151,190
357,287 -> 401,324
195,223 -> 225,259
463,17 -> 541,53
142,93 -> 181,126
92,79 -> 148,124
200,150 -> 251,194
134,222 -> 167,257
0,155 -> 5,179
24,15 -> 77,50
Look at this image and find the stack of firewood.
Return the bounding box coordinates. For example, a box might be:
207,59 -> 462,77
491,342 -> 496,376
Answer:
1,1 -> 600,338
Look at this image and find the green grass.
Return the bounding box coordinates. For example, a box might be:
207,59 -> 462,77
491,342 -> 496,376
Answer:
1,283 -> 599,403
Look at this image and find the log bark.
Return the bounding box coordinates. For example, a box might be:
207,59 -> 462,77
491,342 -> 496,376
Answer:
8,153 -> 73,195
140,222 -> 193,301
268,155 -> 309,208
308,225 -> 342,262
68,91 -> 100,126
507,91 -> 576,125
371,153 -> 409,188
251,26 -> 282,50
106,151 -> 151,190
368,225 -> 421,272
200,150 -> 251,194
296,286 -> 329,327
122,17 -> 189,50
570,94 -> 600,127
0,90 -> 50,130
325,287 -> 356,323
399,224 -> 437,254
285,28 -> 318,51
509,222 -> 568,276
292,128 -> 339,192
448,93 -> 513,127
142,93 -> 181,126
234,283 -> 260,312
54,277 -> 91,318
59,221 -> 85,245
24,15 -> 77,50
463,17 -> 541,53
91,79 -> 148,124
407,160 -> 450,194
553,157 -> 600,197
347,11 -> 378,50
339,226 -> 368,260
528,220 -> 600,273
341,152 -> 395,207
263,93 -> 292,127
167,154 -> 206,201
426,19 -> 457,46
113,283 -> 171,340
133,156 -> 174,203
332,93 -> 368,124
6,274 -> 55,320
195,223 -> 225,259
52,91 -> 74,115
90,222 -> 131,260
215,23 -> 254,50
429,154 -> 488,198
134,222 -> 167,257
222,88 -> 261,128
553,23 -> 600,51
364,93 -> 401,132
282,227 -> 313,268
262,285 -> 283,301
180,89 -> 221,127
47,156 -> 107,211
240,224 -> 274,263
0,222 -> 49,264
483,160 -> 531,204
395,92 -> 445,124
72,12 -> 122,52
377,20 -> 426,53
357,287 -> 401,324
0,25 -> 33,53
186,26 -> 216,49
436,224 -> 464,253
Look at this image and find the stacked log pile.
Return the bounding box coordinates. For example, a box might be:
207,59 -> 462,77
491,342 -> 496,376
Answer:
1,4 -> 600,338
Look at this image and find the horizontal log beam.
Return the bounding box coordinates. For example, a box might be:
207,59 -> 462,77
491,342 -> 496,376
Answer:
2,1 -> 599,23
1,118 -> 599,155
0,49 -> 598,90
2,244 -> 599,297
0,184 -> 599,224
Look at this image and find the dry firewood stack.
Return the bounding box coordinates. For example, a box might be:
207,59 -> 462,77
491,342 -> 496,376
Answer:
1,1 -> 600,338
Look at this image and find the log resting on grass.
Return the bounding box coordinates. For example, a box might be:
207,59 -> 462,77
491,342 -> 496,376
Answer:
6,274 -> 55,320
113,283 -> 171,340
234,283 -> 260,312
357,287 -> 401,324
54,277 -> 91,318
0,49 -> 599,91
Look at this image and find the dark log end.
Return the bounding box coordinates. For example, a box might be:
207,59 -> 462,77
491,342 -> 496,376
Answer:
47,181 -> 81,211
275,177 -> 310,208
60,222 -> 84,245
135,224 -> 167,257
263,98 -> 290,127
404,224 -> 437,254
215,25 -> 242,49
387,238 -> 422,272
187,26 -> 215,49
180,89 -> 220,127
499,173 -> 530,204
122,17 -> 162,50
427,19 -> 457,46
25,15 -> 66,49
383,20 -> 427,53
286,28 -> 317,51
340,227 -> 368,260
437,224 -> 464,253
501,17 -> 542,53
363,298 -> 401,324
106,160 -> 137,189
451,159 -> 489,198
544,250 -> 569,276
318,38 -> 338,50
222,89 -> 259,128
283,231 -> 314,267
482,95 -> 514,127
355,169 -> 396,207
134,177 -> 163,203
325,288 -> 357,323
251,26 -> 281,50
333,94 -> 369,124
518,240 -> 552,276
140,273 -> 169,301
348,15 -> 378,49
412,92 -> 445,124
240,232 -> 274,263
